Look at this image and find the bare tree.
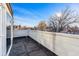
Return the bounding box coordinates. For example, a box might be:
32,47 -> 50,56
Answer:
37,21 -> 47,31
48,7 -> 79,32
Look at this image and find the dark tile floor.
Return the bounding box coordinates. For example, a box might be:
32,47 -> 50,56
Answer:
9,36 -> 57,56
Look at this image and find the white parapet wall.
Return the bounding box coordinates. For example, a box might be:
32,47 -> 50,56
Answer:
13,30 -> 79,56
13,30 -> 29,37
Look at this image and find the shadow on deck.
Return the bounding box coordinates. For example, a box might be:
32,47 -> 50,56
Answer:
9,36 -> 57,56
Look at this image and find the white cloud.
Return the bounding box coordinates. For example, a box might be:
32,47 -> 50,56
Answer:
14,15 -> 41,27
13,6 -> 42,19
12,6 -> 45,26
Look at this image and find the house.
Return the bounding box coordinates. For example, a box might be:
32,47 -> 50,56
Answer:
0,3 -> 13,56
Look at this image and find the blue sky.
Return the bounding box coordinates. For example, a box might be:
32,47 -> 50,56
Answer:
11,3 -> 79,27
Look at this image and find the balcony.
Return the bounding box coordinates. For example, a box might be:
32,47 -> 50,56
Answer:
9,36 -> 56,56
7,30 -> 79,56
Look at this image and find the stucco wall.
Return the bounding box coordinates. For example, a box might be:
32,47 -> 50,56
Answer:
13,30 -> 79,56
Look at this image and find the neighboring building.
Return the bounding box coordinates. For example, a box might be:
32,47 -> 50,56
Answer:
0,3 -> 13,56
13,25 -> 33,30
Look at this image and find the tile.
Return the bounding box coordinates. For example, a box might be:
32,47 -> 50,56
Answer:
9,42 -> 26,55
27,45 -> 40,52
29,49 -> 47,56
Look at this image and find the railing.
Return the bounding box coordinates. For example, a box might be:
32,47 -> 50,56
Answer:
13,30 -> 79,56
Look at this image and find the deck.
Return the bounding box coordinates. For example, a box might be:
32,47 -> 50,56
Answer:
9,36 -> 56,56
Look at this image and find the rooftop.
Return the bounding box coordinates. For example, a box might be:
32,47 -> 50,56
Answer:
9,36 -> 56,56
